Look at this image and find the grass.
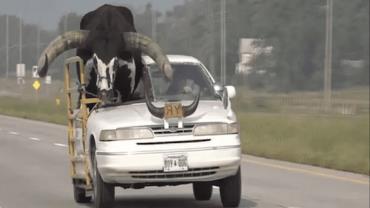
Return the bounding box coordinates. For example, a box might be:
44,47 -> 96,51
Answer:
238,112 -> 369,175
0,87 -> 369,175
0,96 -> 67,125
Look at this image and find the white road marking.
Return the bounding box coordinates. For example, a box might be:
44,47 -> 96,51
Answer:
8,131 -> 19,135
29,137 -> 41,141
53,143 -> 67,148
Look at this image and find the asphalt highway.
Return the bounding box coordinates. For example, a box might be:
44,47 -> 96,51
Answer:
0,115 -> 368,208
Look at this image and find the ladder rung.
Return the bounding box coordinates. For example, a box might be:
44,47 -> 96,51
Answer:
72,173 -> 86,179
71,155 -> 86,163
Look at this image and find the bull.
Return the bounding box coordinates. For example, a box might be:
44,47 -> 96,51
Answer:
36,4 -> 199,118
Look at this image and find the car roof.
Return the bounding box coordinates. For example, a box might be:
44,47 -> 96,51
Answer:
143,55 -> 202,65
143,54 -> 216,84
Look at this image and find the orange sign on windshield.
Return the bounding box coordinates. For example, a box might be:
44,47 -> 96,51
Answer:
164,103 -> 183,119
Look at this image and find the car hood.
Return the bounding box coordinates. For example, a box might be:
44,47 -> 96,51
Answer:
88,100 -> 236,130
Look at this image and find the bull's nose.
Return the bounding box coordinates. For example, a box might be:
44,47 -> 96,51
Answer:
98,90 -> 115,104
99,90 -> 108,99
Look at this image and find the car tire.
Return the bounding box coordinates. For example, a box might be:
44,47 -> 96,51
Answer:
92,149 -> 115,208
220,168 -> 241,208
73,182 -> 92,203
193,182 -> 213,200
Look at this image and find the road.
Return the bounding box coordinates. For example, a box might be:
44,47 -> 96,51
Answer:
0,115 -> 368,208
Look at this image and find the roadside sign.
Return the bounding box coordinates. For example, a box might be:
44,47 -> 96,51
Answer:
32,66 -> 39,78
17,78 -> 25,85
32,80 -> 41,91
16,64 -> 26,78
45,75 -> 52,84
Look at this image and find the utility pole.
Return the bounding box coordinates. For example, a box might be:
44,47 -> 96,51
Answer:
5,15 -> 9,78
324,0 -> 333,110
208,0 -> 216,77
36,25 -> 40,62
151,9 -> 157,42
220,0 -> 226,85
64,14 -> 68,33
63,14 -> 68,60
19,16 -> 22,63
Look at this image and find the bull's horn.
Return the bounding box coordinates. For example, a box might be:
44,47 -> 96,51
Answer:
142,67 -> 164,118
37,30 -> 89,77
122,32 -> 173,80
183,89 -> 200,117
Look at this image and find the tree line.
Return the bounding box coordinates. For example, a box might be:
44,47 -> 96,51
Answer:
0,0 -> 368,91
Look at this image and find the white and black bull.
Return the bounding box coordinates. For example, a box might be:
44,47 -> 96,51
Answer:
36,4 -> 199,118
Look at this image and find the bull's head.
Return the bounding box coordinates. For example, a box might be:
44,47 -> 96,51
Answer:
85,54 -> 132,103
37,31 -> 199,118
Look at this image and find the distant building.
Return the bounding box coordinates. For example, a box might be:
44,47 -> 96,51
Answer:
236,38 -> 272,75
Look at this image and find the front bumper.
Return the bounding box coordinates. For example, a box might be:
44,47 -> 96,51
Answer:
95,134 -> 241,184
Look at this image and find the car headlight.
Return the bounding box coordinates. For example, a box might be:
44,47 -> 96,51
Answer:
193,123 -> 239,136
99,127 -> 154,141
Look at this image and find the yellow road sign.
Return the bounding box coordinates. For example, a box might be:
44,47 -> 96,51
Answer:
32,80 -> 41,91
56,98 -> 61,106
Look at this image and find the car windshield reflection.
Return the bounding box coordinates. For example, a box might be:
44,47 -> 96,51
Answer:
148,63 -> 218,101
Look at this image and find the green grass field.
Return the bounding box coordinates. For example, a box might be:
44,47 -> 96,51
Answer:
0,96 -> 66,125
238,112 -> 369,175
0,90 -> 369,175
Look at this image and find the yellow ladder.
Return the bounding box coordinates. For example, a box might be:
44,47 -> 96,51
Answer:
64,57 -> 100,190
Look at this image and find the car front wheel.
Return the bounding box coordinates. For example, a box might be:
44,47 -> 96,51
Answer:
92,149 -> 115,208
193,182 -> 213,200
219,168 -> 241,208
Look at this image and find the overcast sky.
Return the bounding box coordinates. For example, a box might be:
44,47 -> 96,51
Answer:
0,0 -> 184,30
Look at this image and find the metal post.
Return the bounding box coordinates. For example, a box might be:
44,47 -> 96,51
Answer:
19,16 -> 22,63
220,0 -> 226,85
5,15 -> 9,78
36,25 -> 40,62
63,14 -> 68,60
324,0 -> 333,110
152,9 -> 157,41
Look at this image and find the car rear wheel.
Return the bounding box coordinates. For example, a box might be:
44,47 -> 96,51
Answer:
220,168 -> 241,208
73,180 -> 92,203
92,148 -> 115,208
193,182 -> 213,200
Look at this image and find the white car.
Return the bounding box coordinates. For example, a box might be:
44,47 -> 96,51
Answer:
86,55 -> 241,207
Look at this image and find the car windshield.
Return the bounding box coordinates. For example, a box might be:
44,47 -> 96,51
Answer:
147,63 -> 218,101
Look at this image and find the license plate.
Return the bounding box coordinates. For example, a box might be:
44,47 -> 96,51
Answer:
164,102 -> 183,119
163,155 -> 188,172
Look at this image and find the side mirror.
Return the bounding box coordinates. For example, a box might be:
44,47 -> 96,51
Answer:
225,86 -> 236,99
213,84 -> 223,94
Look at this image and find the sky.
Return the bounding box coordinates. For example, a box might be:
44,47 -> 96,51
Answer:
0,0 -> 185,30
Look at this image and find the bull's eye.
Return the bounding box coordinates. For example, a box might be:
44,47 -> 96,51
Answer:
113,58 -> 119,71
93,56 -> 98,67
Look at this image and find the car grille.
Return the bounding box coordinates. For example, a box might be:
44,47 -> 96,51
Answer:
136,139 -> 210,145
130,167 -> 218,179
151,124 -> 194,136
